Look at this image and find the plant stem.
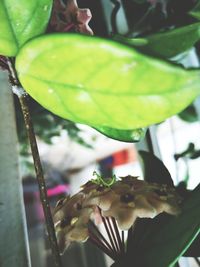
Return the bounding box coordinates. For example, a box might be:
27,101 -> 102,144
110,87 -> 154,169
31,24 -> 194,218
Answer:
107,217 -> 120,253
7,58 -> 62,267
111,217 -> 124,254
195,257 -> 200,266
102,214 -> 118,254
110,0 -> 120,34
88,220 -> 114,253
121,231 -> 125,254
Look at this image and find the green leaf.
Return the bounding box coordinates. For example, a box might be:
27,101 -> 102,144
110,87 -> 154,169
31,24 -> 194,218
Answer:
115,23 -> 200,58
142,22 -> 200,58
178,104 -> 198,123
130,184 -> 200,267
0,0 -> 53,56
139,150 -> 174,186
189,2 -> 200,20
16,34 -> 200,129
94,126 -> 146,142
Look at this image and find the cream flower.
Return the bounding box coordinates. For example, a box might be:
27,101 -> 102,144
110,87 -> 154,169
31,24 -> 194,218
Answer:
53,175 -> 181,253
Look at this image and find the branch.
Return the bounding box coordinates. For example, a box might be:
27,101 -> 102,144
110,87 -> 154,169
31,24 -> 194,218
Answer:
7,58 -> 62,267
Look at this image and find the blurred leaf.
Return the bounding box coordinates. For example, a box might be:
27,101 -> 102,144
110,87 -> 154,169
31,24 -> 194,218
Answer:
94,126 -> 146,142
139,22 -> 200,58
16,34 -> 200,129
116,22 -> 200,58
0,0 -> 52,56
139,150 -> 174,186
189,1 -> 200,20
128,184 -> 200,267
178,104 -> 198,123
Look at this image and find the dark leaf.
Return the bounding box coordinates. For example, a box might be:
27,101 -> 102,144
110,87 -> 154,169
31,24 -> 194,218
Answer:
139,150 -> 174,186
127,184 -> 200,267
178,105 -> 198,123
183,233 -> 200,257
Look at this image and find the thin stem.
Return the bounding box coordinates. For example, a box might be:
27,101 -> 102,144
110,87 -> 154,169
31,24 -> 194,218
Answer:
195,257 -> 200,266
125,7 -> 153,37
88,235 -> 116,261
111,217 -> 124,254
7,58 -> 62,267
102,215 -> 118,254
107,217 -> 120,253
121,231 -> 125,254
110,0 -> 121,34
88,220 -> 114,253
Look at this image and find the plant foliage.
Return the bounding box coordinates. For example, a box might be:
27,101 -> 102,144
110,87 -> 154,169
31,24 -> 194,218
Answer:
16,34 -> 200,129
0,0 -> 52,56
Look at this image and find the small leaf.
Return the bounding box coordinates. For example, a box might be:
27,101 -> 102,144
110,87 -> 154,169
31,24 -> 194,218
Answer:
178,104 -> 198,123
189,1 -> 200,20
0,0 -> 53,56
129,184 -> 200,267
141,22 -> 200,58
16,34 -> 200,129
94,126 -> 146,142
116,22 -> 200,58
139,150 -> 174,186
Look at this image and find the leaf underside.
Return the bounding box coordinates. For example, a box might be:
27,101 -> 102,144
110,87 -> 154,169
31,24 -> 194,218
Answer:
16,34 -> 200,129
94,126 -> 146,142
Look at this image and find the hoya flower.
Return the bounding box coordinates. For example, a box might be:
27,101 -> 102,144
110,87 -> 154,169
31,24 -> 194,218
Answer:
81,180 -> 116,211
53,174 -> 181,257
49,0 -> 93,34
102,177 -> 181,230
53,192 -> 92,253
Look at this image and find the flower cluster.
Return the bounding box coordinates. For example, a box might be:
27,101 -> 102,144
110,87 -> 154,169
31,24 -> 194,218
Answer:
53,174 -> 181,254
48,0 -> 93,35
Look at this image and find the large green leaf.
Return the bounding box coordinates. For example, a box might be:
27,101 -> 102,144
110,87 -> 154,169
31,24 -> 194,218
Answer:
94,126 -> 146,142
16,34 -> 200,129
115,22 -> 200,58
128,184 -> 200,267
189,1 -> 200,20
0,0 -> 52,56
